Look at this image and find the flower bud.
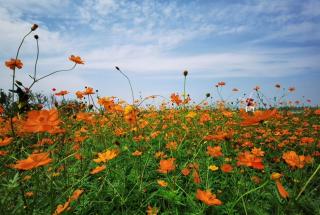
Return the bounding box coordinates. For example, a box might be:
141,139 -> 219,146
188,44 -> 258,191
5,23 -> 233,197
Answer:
34,35 -> 39,40
31,24 -> 38,31
183,70 -> 188,76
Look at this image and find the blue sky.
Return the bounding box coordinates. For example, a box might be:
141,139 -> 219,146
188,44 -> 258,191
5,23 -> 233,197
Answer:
0,0 -> 319,105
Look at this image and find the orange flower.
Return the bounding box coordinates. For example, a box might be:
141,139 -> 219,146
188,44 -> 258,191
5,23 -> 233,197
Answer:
217,81 -> 225,86
132,150 -> 142,156
165,141 -> 178,151
23,109 -> 61,133
271,173 -> 289,199
0,150 -> 8,156
251,147 -> 265,157
0,104 -> 4,114
157,179 -> 168,187
196,189 -> 222,206
237,151 -> 264,170
75,91 -> 84,99
69,55 -> 84,64
241,109 -> 277,126
220,164 -> 233,173
207,146 -> 223,158
282,151 -> 304,168
90,165 -> 106,174
146,205 -> 159,215
12,152 -> 52,170
199,113 -> 211,124
170,93 -> 182,106
275,181 -> 289,199
124,111 -> 138,125
70,189 -> 84,201
83,87 -> 94,95
55,90 -> 69,96
93,149 -> 119,163
25,191 -> 34,197
5,58 -> 23,70
158,158 -> 176,174
0,137 -> 13,147
54,189 -> 84,215
181,167 -> 191,176
193,170 -> 201,184
54,202 -> 70,215
300,137 -> 314,146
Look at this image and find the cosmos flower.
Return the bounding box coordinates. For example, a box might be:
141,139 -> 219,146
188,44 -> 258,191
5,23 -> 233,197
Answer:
69,55 -> 84,64
196,189 -> 222,206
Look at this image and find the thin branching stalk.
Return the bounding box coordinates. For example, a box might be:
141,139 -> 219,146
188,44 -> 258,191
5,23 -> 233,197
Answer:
28,63 -> 77,89
255,90 -> 267,109
216,87 -> 225,105
89,94 -> 98,110
137,95 -> 169,107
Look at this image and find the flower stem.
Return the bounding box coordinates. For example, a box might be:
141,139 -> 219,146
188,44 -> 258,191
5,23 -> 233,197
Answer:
115,66 -> 135,105
295,163 -> 320,201
28,63 -> 77,89
12,30 -> 32,102
231,181 -> 269,210
33,36 -> 39,80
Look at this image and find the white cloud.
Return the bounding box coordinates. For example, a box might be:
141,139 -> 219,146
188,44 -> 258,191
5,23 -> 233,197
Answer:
81,44 -> 320,78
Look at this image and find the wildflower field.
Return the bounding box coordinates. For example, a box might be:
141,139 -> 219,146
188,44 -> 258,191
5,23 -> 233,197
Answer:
1,24 -> 320,215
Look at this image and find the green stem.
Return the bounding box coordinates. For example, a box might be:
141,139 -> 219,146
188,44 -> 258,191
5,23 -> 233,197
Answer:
32,37 -> 39,81
231,181 -> 269,210
29,64 -> 77,89
115,67 -> 135,105
242,197 -> 248,215
12,30 -> 32,102
295,163 -> 320,201
183,76 -> 186,107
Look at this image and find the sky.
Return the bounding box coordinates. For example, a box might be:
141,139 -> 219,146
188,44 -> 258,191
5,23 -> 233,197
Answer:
0,0 -> 320,106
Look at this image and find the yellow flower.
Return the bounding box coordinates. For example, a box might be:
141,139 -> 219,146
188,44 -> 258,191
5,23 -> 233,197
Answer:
271,172 -> 282,180
186,111 -> 197,119
208,165 -> 219,171
124,105 -> 134,115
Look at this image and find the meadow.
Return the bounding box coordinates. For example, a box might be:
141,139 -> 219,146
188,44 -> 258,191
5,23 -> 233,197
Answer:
0,24 -> 319,215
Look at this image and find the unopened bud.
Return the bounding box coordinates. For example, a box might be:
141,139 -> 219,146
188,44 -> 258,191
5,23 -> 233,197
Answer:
34,35 -> 39,39
31,24 -> 38,31
206,93 -> 210,98
183,70 -> 188,76
15,80 -> 23,86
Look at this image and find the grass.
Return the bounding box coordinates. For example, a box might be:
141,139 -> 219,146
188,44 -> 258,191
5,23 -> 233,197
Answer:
0,104 -> 319,214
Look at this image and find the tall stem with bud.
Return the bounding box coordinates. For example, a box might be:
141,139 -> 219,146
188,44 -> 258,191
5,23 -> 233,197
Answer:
183,70 -> 188,108
115,66 -> 135,105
